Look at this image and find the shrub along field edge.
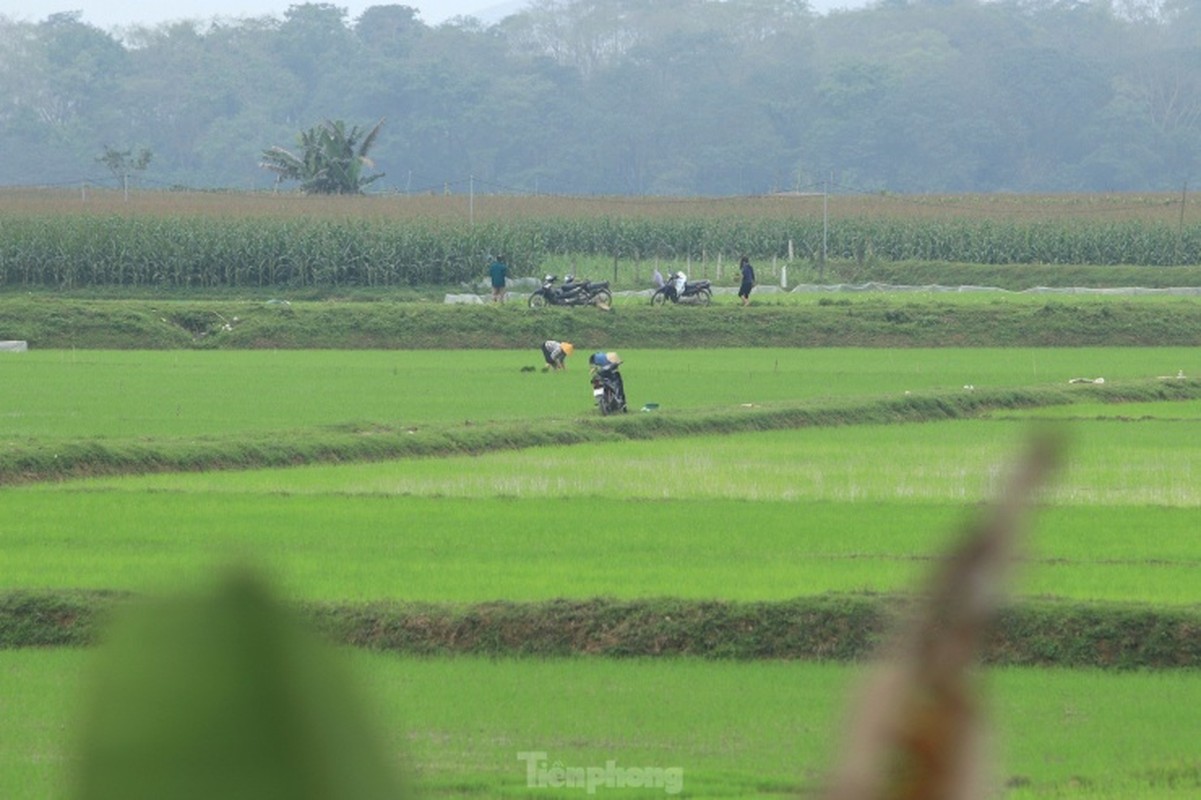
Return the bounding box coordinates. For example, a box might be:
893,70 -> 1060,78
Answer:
5,590 -> 1199,670
5,379 -> 1200,484
5,296 -> 1201,349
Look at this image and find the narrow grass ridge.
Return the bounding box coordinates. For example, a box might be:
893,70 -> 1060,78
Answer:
5,591 -> 1200,669
3,379 -> 1198,484
7,297 -> 1201,350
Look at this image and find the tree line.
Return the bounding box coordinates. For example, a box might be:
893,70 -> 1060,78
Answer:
1,0 -> 1198,195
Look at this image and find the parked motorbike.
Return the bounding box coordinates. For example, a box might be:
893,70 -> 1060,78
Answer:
588,352 -> 627,415
650,275 -> 712,306
528,275 -> 613,309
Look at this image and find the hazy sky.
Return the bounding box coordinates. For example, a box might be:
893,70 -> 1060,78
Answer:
1,0 -> 857,30
0,0 -> 507,29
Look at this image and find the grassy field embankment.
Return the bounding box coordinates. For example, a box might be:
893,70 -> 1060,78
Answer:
4,293 -> 1201,349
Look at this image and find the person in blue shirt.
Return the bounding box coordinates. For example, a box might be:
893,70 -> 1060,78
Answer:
589,351 -> 626,411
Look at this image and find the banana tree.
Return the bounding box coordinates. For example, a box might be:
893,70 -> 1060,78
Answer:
260,118 -> 385,194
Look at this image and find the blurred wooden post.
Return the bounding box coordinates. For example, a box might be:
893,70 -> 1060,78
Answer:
821,432 -> 1063,800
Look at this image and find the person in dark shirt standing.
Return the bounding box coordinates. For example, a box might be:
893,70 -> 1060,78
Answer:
738,255 -> 756,306
489,254 -> 509,303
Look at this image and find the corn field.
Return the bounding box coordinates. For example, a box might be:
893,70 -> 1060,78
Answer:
1,190 -> 1198,288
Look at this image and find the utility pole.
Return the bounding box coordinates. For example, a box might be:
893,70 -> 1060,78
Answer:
821,173 -> 831,280
1177,181 -> 1188,265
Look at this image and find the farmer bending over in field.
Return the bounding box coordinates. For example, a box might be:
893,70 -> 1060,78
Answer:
541,340 -> 573,370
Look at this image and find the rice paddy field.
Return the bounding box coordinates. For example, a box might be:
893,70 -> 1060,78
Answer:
2,345 -> 1201,798
6,419 -> 1201,606
5,650 -> 1201,799
1,346 -> 1196,438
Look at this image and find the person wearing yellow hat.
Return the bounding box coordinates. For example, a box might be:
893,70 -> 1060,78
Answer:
541,339 -> 573,370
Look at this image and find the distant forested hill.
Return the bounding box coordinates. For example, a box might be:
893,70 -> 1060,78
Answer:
0,0 -> 1198,194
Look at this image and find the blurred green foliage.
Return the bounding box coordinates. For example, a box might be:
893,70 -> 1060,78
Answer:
71,571 -> 408,800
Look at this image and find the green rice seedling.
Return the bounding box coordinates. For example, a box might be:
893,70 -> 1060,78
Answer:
7,403 -> 1199,605
371,658 -> 1201,799
0,349 -> 585,439
0,648 -> 86,800
0,490 -> 1179,604
3,347 -> 1199,443
0,491 -> 953,602
65,416 -> 1201,509
989,666 -> 1201,798
5,649 -> 1201,800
